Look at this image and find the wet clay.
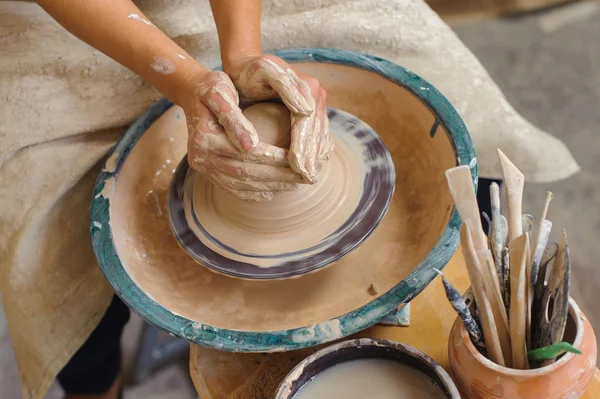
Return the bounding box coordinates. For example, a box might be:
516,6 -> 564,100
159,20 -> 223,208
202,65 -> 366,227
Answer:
242,102 -> 291,148
110,63 -> 456,332
293,359 -> 445,399
189,102 -> 363,263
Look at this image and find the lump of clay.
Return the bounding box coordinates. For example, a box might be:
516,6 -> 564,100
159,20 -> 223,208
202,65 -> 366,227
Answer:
242,102 -> 291,148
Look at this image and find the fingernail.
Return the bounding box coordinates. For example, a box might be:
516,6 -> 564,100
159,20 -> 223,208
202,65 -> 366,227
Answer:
238,135 -> 255,151
288,151 -> 307,176
304,168 -> 318,184
299,167 -> 316,184
305,156 -> 319,184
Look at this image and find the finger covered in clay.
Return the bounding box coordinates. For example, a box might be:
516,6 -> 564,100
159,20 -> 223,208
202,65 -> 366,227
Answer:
193,70 -> 259,151
242,101 -> 324,184
234,55 -> 313,115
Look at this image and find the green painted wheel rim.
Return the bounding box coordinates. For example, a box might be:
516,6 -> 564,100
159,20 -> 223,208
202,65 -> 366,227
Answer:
90,48 -> 477,352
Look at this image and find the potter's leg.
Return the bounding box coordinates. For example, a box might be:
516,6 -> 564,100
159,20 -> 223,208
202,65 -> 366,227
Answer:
58,295 -> 130,397
477,178 -> 502,236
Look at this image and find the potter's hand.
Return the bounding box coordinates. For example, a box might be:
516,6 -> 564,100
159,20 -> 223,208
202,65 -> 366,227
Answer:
227,55 -> 334,184
180,70 -> 304,201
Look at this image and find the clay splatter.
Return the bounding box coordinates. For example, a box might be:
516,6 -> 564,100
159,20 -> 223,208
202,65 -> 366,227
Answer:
127,13 -> 153,26
96,176 -> 116,200
151,57 -> 176,75
291,320 -> 342,343
469,157 -> 477,169
104,151 -> 119,173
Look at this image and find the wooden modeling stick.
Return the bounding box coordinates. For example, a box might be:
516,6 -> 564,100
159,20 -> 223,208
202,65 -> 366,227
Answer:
480,251 -> 512,366
445,166 -> 488,251
461,224 -> 506,366
497,149 -> 524,242
445,167 -> 507,320
509,233 -> 530,370
497,150 -> 527,366
446,166 -> 511,363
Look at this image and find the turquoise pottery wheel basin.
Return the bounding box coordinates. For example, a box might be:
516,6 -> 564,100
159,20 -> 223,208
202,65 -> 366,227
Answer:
90,48 -> 476,352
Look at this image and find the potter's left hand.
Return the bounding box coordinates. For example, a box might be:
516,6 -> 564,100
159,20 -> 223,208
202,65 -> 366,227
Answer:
226,54 -> 334,184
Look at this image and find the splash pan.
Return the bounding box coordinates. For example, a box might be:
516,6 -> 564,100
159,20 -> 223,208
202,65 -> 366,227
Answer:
90,48 -> 475,352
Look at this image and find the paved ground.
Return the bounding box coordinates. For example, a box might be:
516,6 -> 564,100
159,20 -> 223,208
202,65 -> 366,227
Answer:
0,5 -> 599,398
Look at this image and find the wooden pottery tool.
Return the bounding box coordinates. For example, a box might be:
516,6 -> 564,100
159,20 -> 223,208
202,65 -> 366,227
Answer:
445,167 -> 508,326
90,48 -> 476,352
446,166 -> 511,364
445,165 -> 489,252
534,231 -> 571,365
497,149 -> 528,366
509,233 -> 530,369
461,224 -> 506,366
497,149 -> 524,242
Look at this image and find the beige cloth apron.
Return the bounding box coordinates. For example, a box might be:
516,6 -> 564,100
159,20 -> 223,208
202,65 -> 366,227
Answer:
0,1 -> 579,398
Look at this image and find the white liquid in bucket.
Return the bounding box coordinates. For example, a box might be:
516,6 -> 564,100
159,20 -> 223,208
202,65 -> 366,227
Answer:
293,358 -> 446,399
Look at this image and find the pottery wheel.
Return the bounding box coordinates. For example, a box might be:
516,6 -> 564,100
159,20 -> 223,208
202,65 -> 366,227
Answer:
168,103 -> 395,279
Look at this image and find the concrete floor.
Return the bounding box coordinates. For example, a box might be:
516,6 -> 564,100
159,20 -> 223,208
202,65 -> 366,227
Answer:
0,5 -> 599,398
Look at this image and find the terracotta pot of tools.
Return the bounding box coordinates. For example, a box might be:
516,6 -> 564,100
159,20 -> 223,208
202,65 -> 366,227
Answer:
448,297 -> 597,399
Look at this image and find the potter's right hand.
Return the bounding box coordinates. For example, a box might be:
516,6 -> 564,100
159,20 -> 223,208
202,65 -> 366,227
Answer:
178,70 -> 304,201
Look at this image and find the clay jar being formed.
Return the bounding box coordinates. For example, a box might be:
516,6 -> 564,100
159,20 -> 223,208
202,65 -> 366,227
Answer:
448,297 -> 597,399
